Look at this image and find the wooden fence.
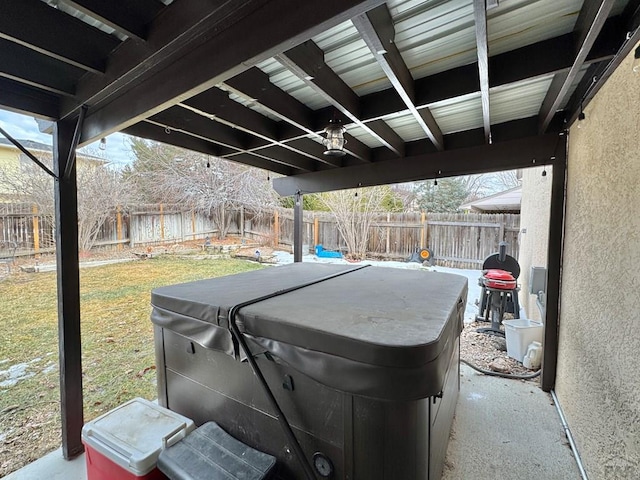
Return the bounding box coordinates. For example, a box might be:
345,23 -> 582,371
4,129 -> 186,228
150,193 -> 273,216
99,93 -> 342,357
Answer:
1,203 -> 519,269
0,203 -> 240,254
246,209 -> 520,269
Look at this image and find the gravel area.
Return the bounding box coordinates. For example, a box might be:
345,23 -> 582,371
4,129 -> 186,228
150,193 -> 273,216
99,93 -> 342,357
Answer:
460,321 -> 538,377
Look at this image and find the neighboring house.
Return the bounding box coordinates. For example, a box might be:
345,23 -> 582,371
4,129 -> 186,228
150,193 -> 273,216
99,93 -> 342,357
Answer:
459,186 -> 522,213
0,139 -> 50,202
0,138 -> 104,202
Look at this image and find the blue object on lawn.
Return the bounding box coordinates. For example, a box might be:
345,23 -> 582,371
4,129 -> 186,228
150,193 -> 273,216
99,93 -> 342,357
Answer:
315,244 -> 343,258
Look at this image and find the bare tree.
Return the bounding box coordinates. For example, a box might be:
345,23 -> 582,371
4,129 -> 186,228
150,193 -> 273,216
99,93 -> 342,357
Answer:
126,138 -> 279,239
170,156 -> 278,239
318,186 -> 389,260
76,165 -> 132,252
0,151 -> 132,253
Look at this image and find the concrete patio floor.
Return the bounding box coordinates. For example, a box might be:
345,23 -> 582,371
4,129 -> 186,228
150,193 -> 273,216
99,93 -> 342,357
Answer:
442,364 -> 580,479
5,364 -> 580,480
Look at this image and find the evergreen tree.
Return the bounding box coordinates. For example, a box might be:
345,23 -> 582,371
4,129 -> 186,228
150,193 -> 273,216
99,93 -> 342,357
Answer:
414,178 -> 468,213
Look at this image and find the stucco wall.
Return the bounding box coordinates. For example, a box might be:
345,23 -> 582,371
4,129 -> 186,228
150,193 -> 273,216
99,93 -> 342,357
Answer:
555,43 -> 640,479
518,166 -> 552,321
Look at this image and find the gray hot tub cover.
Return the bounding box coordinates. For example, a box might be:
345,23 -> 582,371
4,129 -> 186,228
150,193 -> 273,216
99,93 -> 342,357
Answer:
151,263 -> 467,401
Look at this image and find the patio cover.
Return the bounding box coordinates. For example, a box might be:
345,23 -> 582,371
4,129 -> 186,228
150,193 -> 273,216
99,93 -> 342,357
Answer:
0,0 -> 638,459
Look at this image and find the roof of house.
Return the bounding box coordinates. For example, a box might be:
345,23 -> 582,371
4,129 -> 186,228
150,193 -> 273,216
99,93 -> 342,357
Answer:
0,138 -> 105,163
460,185 -> 522,212
0,138 -> 52,153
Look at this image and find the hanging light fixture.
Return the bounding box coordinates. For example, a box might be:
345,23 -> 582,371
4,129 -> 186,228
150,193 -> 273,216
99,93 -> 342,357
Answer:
322,118 -> 347,156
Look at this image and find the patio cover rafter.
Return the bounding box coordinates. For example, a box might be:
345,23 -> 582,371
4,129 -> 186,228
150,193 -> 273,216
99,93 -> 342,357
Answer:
276,41 -> 405,156
538,0 -> 617,133
353,5 -> 442,151
75,0 -> 388,145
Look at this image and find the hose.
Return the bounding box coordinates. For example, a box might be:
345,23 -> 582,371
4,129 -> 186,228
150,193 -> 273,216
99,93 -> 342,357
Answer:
461,358 -> 541,379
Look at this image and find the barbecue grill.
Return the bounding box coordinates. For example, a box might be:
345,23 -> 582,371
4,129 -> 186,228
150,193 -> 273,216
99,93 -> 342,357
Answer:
476,242 -> 521,336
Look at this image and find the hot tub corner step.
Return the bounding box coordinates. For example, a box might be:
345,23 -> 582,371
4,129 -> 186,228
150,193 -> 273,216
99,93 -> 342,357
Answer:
158,421 -> 276,480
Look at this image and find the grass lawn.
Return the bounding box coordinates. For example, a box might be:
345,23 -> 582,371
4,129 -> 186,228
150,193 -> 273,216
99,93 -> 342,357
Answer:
0,256 -> 264,476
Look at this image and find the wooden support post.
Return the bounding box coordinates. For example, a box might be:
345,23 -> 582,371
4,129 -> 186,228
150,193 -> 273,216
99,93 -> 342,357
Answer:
274,210 -> 280,247
542,154 -> 567,392
421,212 -> 426,247
314,216 -> 319,248
116,206 -> 123,251
160,203 -> 165,241
293,193 -> 303,262
53,118 -> 84,459
191,210 -> 196,239
32,204 -> 40,254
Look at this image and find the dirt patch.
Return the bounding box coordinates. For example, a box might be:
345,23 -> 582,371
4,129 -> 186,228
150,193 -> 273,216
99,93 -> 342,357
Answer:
461,321 -> 538,377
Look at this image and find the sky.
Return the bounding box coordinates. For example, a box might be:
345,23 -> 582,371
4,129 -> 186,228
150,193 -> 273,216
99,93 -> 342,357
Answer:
0,109 -> 134,166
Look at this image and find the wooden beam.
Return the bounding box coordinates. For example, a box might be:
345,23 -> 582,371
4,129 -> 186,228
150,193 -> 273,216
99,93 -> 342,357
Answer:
0,0 -> 118,73
538,0 -> 616,133
474,0 -> 491,143
542,152 -> 568,391
354,25 -> 618,126
57,0 -> 163,41
277,41 -> 404,156
274,133 -> 565,196
73,0 -> 387,144
353,5 -> 443,150
565,4 -> 640,126
149,105 -> 249,151
0,39 -> 82,97
223,69 -> 371,162
122,121 -> 297,176
0,77 -> 60,120
182,88 -> 341,167
53,118 -> 84,459
222,68 -> 316,134
293,193 -> 303,262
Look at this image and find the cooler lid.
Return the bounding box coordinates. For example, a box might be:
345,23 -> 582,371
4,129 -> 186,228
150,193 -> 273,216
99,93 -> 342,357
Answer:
81,398 -> 195,476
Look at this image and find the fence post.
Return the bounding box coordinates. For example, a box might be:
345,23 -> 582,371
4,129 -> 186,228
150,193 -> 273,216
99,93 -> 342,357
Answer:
191,210 -> 196,239
240,206 -> 245,238
386,212 -> 391,254
498,214 -> 505,244
116,206 -> 123,251
160,203 -> 165,241
32,204 -> 40,254
129,212 -> 136,248
313,215 -> 319,248
274,210 -> 280,247
421,212 -> 426,247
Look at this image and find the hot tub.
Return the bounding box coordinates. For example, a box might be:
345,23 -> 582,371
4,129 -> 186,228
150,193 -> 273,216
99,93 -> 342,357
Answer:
151,263 -> 467,480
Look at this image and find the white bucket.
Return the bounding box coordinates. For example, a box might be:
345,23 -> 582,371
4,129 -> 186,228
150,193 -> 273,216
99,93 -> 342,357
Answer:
503,319 -> 543,362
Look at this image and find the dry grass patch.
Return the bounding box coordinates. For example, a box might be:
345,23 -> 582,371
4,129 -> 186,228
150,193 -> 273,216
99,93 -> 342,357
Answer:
0,257 -> 263,476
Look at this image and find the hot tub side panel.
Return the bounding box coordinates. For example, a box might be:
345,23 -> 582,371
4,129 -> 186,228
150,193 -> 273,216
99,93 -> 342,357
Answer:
154,327 -> 460,480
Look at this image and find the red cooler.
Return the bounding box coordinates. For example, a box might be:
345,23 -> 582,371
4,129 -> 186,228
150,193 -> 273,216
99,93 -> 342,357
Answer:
82,397 -> 195,480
